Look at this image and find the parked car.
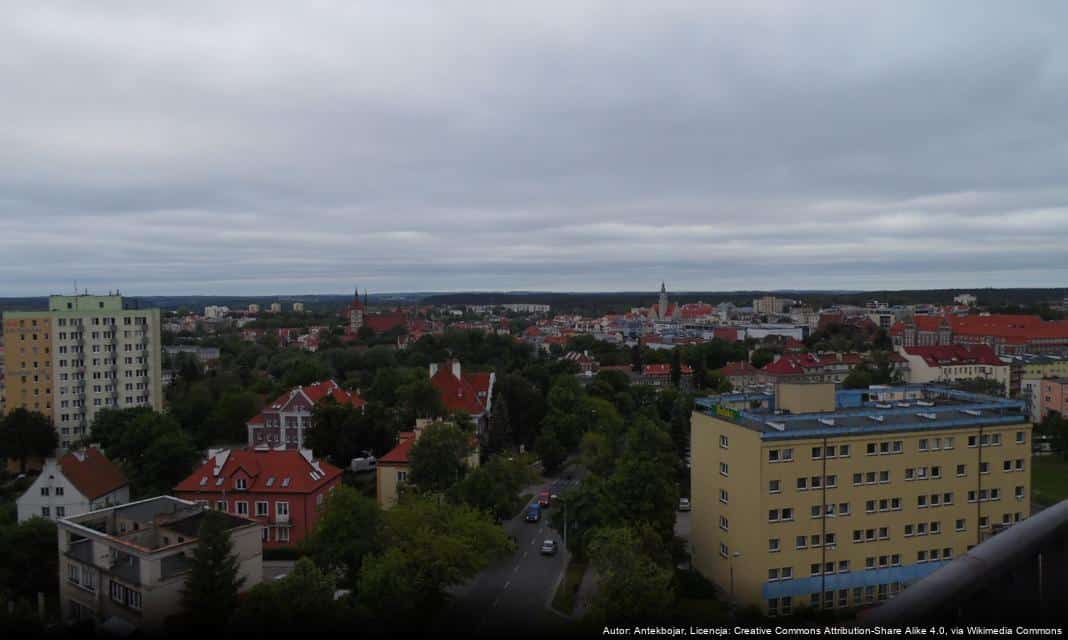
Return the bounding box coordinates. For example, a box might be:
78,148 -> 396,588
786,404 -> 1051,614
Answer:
540,540 -> 558,556
525,503 -> 542,523
678,498 -> 691,512
538,490 -> 551,508
350,451 -> 377,473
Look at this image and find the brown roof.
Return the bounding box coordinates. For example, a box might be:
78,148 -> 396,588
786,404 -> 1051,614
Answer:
58,447 -> 128,500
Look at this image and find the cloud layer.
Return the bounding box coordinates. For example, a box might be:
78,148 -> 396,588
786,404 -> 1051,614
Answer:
3,1 -> 1068,295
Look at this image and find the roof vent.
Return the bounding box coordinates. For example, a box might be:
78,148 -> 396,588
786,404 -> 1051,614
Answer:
818,418 -> 835,426
917,412 -> 937,420
867,415 -> 884,422
875,403 -> 892,409
960,409 -> 982,417
896,402 -> 911,408
765,421 -> 786,431
916,400 -> 935,407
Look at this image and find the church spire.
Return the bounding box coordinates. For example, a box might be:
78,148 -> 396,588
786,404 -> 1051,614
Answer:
661,282 -> 666,293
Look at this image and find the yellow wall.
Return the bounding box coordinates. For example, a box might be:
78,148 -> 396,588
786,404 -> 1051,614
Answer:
2,314 -> 54,418
691,411 -> 1032,613
776,383 -> 835,414
376,463 -> 409,509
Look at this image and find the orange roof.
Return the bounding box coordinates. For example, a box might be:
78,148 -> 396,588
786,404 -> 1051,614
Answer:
379,432 -> 417,465
903,344 -> 1004,368
431,364 -> 490,415
250,380 -> 366,424
175,449 -> 342,494
58,448 -> 128,500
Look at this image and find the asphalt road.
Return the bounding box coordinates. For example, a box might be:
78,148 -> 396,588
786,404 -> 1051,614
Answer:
438,470 -> 584,635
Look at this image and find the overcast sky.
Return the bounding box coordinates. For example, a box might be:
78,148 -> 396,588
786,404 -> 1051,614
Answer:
3,2 -> 1068,296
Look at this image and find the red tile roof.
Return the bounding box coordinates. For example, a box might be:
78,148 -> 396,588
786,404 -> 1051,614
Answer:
902,344 -> 1005,368
431,364 -> 490,415
762,352 -> 864,375
642,363 -> 694,376
58,448 -> 127,500
364,312 -> 408,334
379,432 -> 417,465
718,361 -> 759,377
949,315 -> 1068,340
252,380 -> 366,425
174,449 -> 342,494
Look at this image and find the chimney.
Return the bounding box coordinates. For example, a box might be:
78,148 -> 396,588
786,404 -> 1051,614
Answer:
429,363 -> 439,378
452,361 -> 462,379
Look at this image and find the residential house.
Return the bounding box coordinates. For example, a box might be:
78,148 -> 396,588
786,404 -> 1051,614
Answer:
897,344 -> 1010,395
174,448 -> 342,548
246,380 -> 366,450
17,447 -> 129,523
429,361 -> 494,433
376,419 -> 480,509
58,496 -> 262,632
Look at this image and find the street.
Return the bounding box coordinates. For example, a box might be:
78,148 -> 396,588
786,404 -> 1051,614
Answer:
437,469 -> 583,635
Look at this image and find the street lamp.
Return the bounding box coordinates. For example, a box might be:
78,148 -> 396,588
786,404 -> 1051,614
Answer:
729,551 -> 742,613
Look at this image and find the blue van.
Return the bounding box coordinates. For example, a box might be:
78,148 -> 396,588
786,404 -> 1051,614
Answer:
525,503 -> 541,523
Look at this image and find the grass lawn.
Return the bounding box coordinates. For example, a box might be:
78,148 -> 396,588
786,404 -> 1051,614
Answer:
1032,455 -> 1068,506
552,557 -> 588,615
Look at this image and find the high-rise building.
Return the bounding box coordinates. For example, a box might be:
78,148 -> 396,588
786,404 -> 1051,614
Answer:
2,294 -> 162,448
691,383 -> 1031,616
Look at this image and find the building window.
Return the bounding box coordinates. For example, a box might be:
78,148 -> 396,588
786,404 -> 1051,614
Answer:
720,516 -> 729,531
769,538 -> 780,552
768,480 -> 781,494
255,501 -> 269,517
720,543 -> 729,558
216,501 -> 227,512
235,501 -> 249,516
719,489 -> 728,504
277,501 -> 290,518
1016,431 -> 1026,444
236,478 -> 248,490
795,535 -> 807,550
278,527 -> 291,543
720,435 -> 729,449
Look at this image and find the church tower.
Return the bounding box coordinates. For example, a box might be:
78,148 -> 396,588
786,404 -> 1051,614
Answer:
349,286 -> 365,333
658,282 -> 669,320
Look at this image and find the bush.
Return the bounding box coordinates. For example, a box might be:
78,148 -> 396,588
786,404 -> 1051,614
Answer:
676,570 -> 718,599
263,547 -> 304,561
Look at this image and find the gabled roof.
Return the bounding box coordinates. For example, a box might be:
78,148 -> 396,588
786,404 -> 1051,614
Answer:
642,363 -> 694,376
174,449 -> 342,494
58,448 -> 128,500
251,380 -> 366,424
431,364 -> 490,415
379,432 -> 417,465
364,312 -> 408,334
903,344 -> 1005,368
718,361 -> 759,377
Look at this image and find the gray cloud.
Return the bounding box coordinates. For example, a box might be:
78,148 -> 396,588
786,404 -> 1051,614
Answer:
2,1 -> 1068,295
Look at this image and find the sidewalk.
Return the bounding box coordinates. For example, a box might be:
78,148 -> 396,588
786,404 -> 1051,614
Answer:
570,566 -> 598,620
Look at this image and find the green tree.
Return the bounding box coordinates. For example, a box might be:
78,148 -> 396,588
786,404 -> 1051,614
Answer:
587,526 -> 675,624
180,510 -> 247,629
228,558 -> 345,634
630,344 -> 643,372
750,349 -> 776,369
451,455 -> 533,520
0,409 -> 57,474
0,517 -> 58,600
485,394 -> 512,455
408,422 -> 471,492
535,425 -> 567,475
303,485 -> 382,587
358,496 -> 512,623
1038,411 -> 1068,460
670,349 -> 682,388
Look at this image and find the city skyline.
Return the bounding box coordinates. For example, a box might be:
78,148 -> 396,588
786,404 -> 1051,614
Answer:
4,2 -> 1068,295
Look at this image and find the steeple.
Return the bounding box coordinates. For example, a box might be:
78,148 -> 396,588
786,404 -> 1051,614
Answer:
661,282 -> 666,293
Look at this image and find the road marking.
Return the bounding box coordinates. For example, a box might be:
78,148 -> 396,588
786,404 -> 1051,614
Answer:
513,565 -> 520,573
530,538 -> 535,545
492,597 -> 500,608
504,581 -> 511,590
523,551 -> 528,558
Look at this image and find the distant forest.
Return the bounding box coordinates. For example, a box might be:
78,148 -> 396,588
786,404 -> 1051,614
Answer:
422,288 -> 1068,316
0,288 -> 1064,316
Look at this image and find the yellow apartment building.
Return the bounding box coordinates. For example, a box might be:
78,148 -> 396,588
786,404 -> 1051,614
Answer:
691,383 -> 1031,616
2,294 -> 162,449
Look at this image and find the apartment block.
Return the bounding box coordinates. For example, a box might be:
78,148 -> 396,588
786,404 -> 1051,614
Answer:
58,496 -> 262,632
2,294 -> 162,448
691,383 -> 1031,616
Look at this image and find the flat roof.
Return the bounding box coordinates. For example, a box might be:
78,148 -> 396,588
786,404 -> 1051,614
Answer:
698,385 -> 1028,441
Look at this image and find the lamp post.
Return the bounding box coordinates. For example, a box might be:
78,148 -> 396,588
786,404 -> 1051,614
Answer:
729,551 -> 741,613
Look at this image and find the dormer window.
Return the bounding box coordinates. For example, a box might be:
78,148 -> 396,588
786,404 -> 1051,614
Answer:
266,477 -> 275,487
236,478 -> 247,490
215,478 -> 224,486
199,476 -> 208,486
282,477 -> 291,488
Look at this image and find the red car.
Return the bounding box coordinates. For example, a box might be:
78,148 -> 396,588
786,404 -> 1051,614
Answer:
538,491 -> 551,508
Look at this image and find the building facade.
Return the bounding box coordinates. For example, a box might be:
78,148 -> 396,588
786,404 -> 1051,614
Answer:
174,448 -> 341,548
691,384 -> 1031,615
1038,378 -> 1068,422
17,447 -> 129,522
246,380 -> 366,450
2,295 -> 162,449
58,496 -> 262,632
898,345 -> 1009,395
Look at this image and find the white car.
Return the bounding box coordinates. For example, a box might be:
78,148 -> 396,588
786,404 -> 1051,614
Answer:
678,498 -> 691,512
540,540 -> 558,556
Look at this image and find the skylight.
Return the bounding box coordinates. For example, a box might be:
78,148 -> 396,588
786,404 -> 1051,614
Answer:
282,477 -> 291,487
266,477 -> 275,487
